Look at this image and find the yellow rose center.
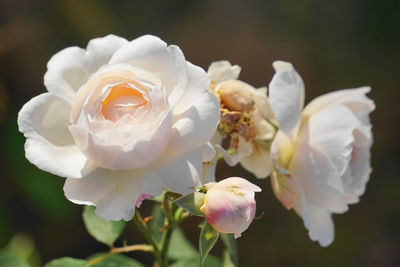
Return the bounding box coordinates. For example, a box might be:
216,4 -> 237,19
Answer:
101,82 -> 148,122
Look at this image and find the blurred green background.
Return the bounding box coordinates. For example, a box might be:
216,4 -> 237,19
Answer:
0,0 -> 399,266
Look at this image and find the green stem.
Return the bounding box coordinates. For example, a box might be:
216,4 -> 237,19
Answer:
87,244 -> 153,266
133,209 -> 162,264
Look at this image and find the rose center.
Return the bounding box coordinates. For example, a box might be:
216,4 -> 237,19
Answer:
101,83 -> 148,122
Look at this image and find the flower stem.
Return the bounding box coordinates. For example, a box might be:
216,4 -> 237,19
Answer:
133,209 -> 163,264
87,244 -> 153,266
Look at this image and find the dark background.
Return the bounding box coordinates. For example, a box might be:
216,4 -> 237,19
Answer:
1,0 -> 399,266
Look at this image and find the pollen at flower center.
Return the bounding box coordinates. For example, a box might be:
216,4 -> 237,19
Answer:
101,83 -> 149,122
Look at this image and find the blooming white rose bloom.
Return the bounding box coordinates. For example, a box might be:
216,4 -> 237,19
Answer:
200,177 -> 261,238
207,61 -> 276,179
269,61 -> 375,246
18,35 -> 220,221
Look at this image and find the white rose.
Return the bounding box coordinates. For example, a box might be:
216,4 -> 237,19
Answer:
207,61 -> 276,179
18,35 -> 220,221
269,61 -> 375,246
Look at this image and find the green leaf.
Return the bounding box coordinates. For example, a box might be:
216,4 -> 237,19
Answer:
220,234 -> 238,266
174,192 -> 205,216
0,250 -> 30,267
170,255 -> 221,267
168,227 -> 198,260
88,253 -> 145,267
82,206 -> 126,246
199,221 -> 219,267
44,257 -> 88,267
149,204 -> 164,243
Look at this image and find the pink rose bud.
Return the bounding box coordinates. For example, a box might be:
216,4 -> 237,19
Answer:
200,177 -> 261,238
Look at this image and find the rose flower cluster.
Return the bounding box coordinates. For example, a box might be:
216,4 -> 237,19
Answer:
18,35 -> 374,247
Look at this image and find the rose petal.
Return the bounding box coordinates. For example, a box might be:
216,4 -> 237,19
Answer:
155,148 -> 204,194
303,86 -> 375,117
207,60 -> 241,83
342,130 -> 372,204
271,172 -> 301,210
44,35 -> 128,100
240,147 -> 273,179
69,109 -> 172,170
215,135 -> 252,166
109,35 -> 188,108
296,191 -> 335,247
269,61 -> 305,137
64,167 -> 162,221
173,62 -> 210,115
291,143 -> 348,213
18,93 -> 94,178
214,177 -> 261,192
168,92 -> 220,155
298,104 -> 358,176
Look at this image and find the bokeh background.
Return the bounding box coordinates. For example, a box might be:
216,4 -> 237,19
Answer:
1,0 -> 399,266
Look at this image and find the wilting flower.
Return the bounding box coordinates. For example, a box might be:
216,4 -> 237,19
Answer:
207,61 -> 276,178
269,61 -> 375,246
18,35 -> 220,221
200,177 -> 261,238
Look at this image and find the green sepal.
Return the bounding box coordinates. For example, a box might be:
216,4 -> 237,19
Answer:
199,220 -> 219,267
174,192 -> 205,217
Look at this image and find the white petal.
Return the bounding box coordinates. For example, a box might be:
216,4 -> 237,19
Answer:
44,35 -> 128,100
298,104 -> 358,176
70,110 -> 172,170
64,168 -> 162,221
303,86 -> 375,117
297,191 -> 335,247
154,148 -> 204,194
173,62 -> 210,115
18,93 -> 93,178
342,130 -> 372,204
291,143 -> 348,213
269,61 -> 304,137
240,147 -> 273,179
215,135 -> 252,166
168,92 -> 220,156
207,60 -> 241,82
200,143 -> 217,184
110,110 -> 172,170
215,177 -> 261,192
109,35 -> 188,108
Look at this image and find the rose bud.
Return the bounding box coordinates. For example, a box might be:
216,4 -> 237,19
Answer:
200,177 -> 261,238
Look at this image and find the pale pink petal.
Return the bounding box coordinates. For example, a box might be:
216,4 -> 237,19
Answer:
296,191 -> 335,247
298,104 -> 358,177
303,86 -> 374,117
291,143 -> 348,213
109,35 -> 188,108
18,93 -> 94,178
214,177 -> 261,192
269,61 -> 304,137
342,130 -> 372,204
64,167 -> 162,221
271,172 -> 301,210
